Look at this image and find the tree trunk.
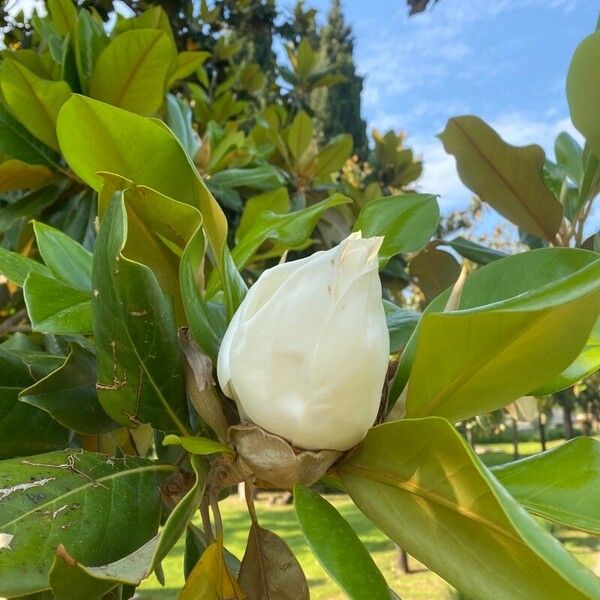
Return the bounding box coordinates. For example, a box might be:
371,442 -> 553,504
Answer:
396,547 -> 410,574
538,413 -> 547,452
511,417 -> 519,461
562,403 -> 574,440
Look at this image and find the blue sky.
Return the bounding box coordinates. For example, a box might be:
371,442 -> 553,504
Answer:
304,0 -> 599,233
10,0 -> 600,233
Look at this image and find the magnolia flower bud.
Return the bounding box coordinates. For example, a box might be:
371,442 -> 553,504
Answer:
217,232 -> 389,452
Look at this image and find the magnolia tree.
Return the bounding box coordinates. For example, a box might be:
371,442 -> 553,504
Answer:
0,3 -> 599,600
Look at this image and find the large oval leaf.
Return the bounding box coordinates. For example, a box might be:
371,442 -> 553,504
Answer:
0,349 -> 68,460
353,193 -> 439,266
339,418 -> 600,600
294,485 -> 390,600
439,115 -> 563,241
90,29 -> 173,115
567,30 -> 600,159
0,450 -> 174,597
493,437 -> 600,535
92,193 -> 189,435
57,96 -> 246,318
391,248 -> 600,421
0,60 -> 70,151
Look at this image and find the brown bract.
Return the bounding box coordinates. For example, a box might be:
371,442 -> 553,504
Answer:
228,424 -> 342,489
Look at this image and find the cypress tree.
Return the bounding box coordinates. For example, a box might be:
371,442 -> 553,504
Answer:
313,0 -> 368,158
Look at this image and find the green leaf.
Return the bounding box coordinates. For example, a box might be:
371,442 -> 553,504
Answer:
0,159 -> 55,192
208,165 -> 286,191
339,418 -> 600,600
73,9 -> 108,94
0,349 -> 68,460
48,456 -> 208,599
33,221 -> 92,290
384,302 -> 420,353
90,29 -> 173,116
287,111 -> 313,162
162,434 -> 232,455
0,59 -> 71,151
0,450 -> 174,597
98,175 -> 202,324
229,192 -> 351,271
409,247 -> 461,300
0,184 -> 65,234
167,50 -> 210,87
313,134 -> 353,179
567,30 -> 600,159
439,115 -> 563,241
531,310 -> 600,394
493,437 -> 600,534
235,187 -> 290,243
92,194 -> 189,435
165,93 -> 199,158
555,131 -> 583,185
444,236 -> 507,265
0,247 -> 50,286
57,95 -> 246,319
294,485 -> 391,600
353,194 -> 439,266
47,0 -> 77,36
0,103 -> 59,167
20,344 -> 116,435
180,227 -> 227,361
24,272 -> 93,335
391,248 -> 600,421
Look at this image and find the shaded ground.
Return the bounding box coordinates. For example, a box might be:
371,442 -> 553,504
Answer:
137,440 -> 599,599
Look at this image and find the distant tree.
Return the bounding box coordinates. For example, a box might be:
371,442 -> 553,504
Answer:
312,0 -> 368,158
407,0 -> 441,15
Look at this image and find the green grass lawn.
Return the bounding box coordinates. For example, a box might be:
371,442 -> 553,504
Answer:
137,440 -> 599,599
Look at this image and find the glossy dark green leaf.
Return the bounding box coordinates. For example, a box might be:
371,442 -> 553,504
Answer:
20,344 -> 116,435
0,450 -> 174,598
444,236 -> 507,265
294,485 -> 390,600
24,272 -> 93,335
353,193 -> 439,265
0,184 -> 65,234
340,418 -> 600,600
493,437 -> 600,535
439,115 -> 563,241
48,456 -> 208,599
383,302 -> 420,353
33,221 -> 92,290
391,248 -> 600,421
92,194 -> 188,435
0,349 -> 68,460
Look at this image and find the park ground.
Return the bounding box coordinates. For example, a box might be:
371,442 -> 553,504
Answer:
137,440 -> 600,600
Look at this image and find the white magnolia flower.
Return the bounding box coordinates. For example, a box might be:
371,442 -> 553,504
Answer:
217,232 -> 390,451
